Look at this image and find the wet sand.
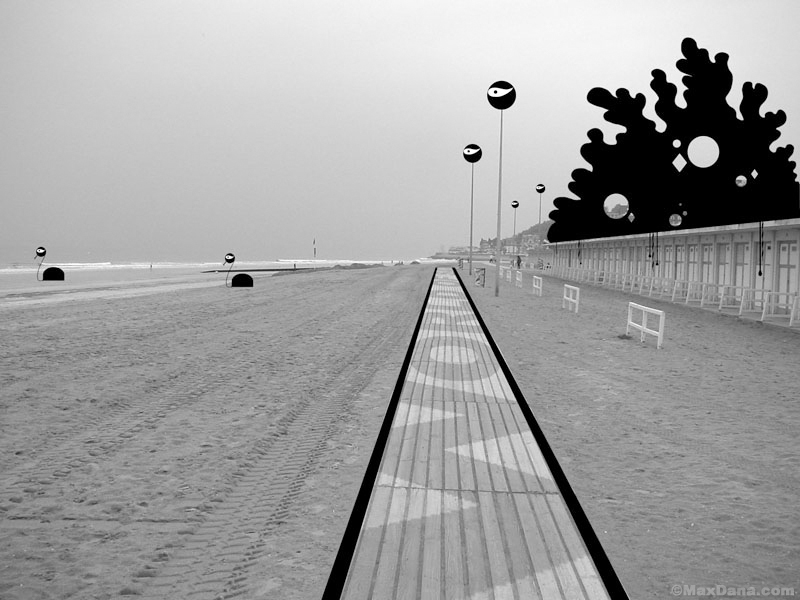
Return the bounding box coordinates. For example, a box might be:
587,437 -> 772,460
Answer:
1,265 -> 798,599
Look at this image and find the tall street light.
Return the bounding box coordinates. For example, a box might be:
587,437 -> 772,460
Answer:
536,183 -> 546,225
511,200 -> 519,259
487,81 -> 516,297
463,144 -> 482,275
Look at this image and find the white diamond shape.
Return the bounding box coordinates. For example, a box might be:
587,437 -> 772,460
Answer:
751,169 -> 759,179
673,154 -> 687,172
628,213 -> 636,223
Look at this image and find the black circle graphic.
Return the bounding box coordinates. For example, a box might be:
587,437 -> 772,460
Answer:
511,200 -> 519,208
35,246 -> 46,258
463,144 -> 482,163
224,253 -> 235,264
487,81 -> 516,110
535,184 -> 545,193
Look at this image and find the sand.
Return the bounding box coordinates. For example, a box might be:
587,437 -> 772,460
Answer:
1,264 -> 798,599
469,268 -> 800,598
0,266 -> 431,600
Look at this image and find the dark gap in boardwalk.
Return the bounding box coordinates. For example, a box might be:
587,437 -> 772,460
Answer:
452,267 -> 630,600
322,268 -> 438,599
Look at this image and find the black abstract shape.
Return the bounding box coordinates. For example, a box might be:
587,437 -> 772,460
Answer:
548,37 -> 799,242
42,267 -> 65,281
223,252 -> 236,287
231,273 -> 253,287
463,144 -> 482,163
487,81 -> 516,110
35,246 -> 48,280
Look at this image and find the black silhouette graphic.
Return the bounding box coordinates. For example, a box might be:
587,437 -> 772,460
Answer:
231,273 -> 254,287
42,267 -> 65,281
548,37 -> 799,242
223,253 -> 236,287
487,80 -> 517,297
464,144 -> 482,275
487,81 -> 516,110
34,246 -> 65,281
463,144 -> 482,163
535,184 -> 546,225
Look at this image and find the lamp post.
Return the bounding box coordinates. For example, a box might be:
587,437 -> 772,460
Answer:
487,81 -> 516,296
536,183 -> 546,225
511,200 -> 519,258
463,144 -> 482,275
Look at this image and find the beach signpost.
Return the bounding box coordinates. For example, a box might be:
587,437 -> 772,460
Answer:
487,81 -> 516,296
463,143 -> 482,275
223,253 -> 236,287
34,246 -> 65,281
536,183 -> 546,226
511,200 -> 519,257
223,252 -> 253,287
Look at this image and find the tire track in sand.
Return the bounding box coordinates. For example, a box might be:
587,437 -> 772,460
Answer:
135,270 -> 429,600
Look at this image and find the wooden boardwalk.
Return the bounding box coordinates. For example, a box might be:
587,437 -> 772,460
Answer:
328,268 -> 623,600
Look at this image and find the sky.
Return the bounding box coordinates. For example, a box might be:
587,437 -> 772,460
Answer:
1,0 -> 799,263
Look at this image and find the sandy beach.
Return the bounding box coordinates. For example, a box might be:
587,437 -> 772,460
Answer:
469,268 -> 800,598
1,264 -> 798,599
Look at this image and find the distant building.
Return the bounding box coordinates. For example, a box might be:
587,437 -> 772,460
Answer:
448,245 -> 480,254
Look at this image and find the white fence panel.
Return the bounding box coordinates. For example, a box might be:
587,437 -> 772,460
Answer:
515,270 -> 523,288
562,284 -> 580,313
761,292 -> 797,322
626,302 -> 665,349
718,285 -> 748,311
739,288 -> 770,316
532,276 -> 543,296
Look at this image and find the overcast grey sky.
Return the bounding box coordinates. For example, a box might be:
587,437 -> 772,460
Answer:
2,0 -> 798,263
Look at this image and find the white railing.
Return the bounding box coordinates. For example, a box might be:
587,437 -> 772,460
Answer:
761,292 -> 797,322
718,285 -> 749,311
648,277 -> 674,299
699,282 -> 721,307
562,284 -> 580,313
636,275 -> 653,295
791,296 -> 800,327
684,281 -> 705,304
626,302 -> 665,349
532,276 -> 543,296
739,288 -> 771,316
671,280 -> 691,302
515,270 -> 522,288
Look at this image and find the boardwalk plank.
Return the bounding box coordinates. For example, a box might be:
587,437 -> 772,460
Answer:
371,487 -> 410,598
443,401 -> 459,490
532,494 -> 587,599
396,487 -> 426,600
495,491 -> 542,600
548,495 -> 611,600
477,490 -> 513,599
342,485 -> 393,600
466,402 -> 493,491
421,489 -> 443,600
513,492 -> 564,599
462,490 -> 490,600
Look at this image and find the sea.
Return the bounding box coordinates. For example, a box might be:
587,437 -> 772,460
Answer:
0,258 -> 439,296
